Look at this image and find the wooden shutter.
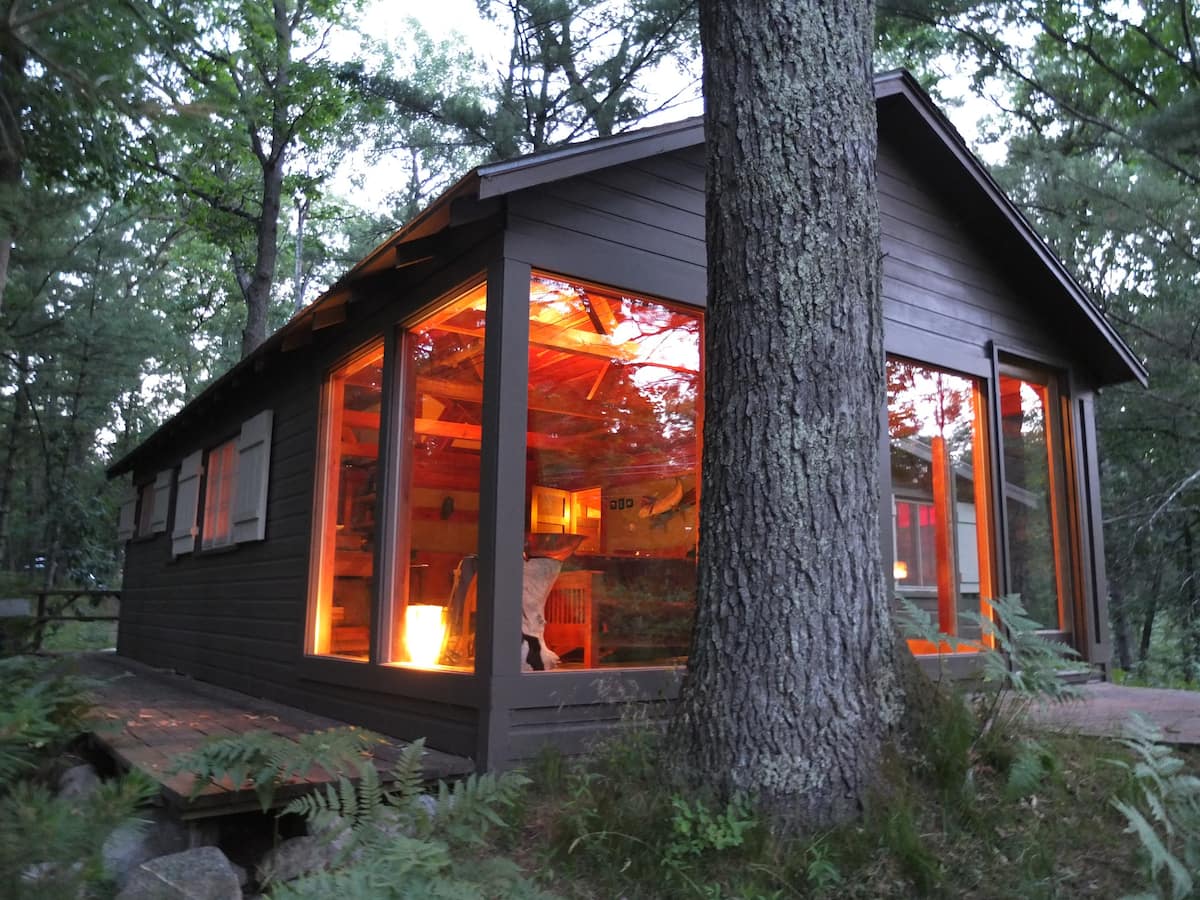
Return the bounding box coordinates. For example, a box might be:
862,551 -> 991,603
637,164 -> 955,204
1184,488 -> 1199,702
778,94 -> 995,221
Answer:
232,410 -> 273,543
117,485 -> 137,543
171,450 -> 204,557
150,469 -> 173,534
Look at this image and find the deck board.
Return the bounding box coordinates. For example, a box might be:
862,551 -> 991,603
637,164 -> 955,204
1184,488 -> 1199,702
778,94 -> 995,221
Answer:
72,652 -> 474,820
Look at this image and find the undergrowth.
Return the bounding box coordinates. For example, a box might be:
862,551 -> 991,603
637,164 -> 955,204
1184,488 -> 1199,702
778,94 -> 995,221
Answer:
517,596 -> 1158,899
0,656 -> 154,899
272,740 -> 548,899
1110,716 -> 1200,900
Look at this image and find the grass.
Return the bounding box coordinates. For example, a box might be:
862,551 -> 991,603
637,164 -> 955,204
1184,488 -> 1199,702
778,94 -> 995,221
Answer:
505,706 -> 1171,899
39,618 -> 118,652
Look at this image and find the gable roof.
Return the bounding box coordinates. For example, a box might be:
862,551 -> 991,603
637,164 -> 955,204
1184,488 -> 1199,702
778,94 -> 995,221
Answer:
108,70 -> 1146,478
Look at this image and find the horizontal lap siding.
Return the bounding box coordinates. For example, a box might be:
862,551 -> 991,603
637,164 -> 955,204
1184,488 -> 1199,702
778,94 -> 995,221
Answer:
877,138 -> 1064,362
504,146 -> 707,305
117,257 -> 496,758
500,140 -> 1075,759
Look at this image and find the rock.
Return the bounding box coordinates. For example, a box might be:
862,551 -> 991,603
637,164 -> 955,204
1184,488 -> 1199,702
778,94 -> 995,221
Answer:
416,793 -> 438,819
256,831 -> 352,886
58,763 -> 102,800
116,847 -> 241,900
21,860 -> 86,898
102,807 -> 194,888
230,861 -> 249,887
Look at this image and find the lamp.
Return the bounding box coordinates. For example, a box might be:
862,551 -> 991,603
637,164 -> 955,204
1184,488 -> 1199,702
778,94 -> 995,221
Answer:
893,560 -> 909,580
404,604 -> 447,666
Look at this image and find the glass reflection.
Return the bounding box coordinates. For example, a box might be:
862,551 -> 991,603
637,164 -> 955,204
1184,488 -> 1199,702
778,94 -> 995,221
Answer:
999,373 -> 1069,631
524,274 -> 702,669
888,359 -> 994,654
388,283 -> 487,670
311,344 -> 384,660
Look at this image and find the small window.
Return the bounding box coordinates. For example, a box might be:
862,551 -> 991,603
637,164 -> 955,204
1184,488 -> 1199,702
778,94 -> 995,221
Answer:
201,439 -> 238,550
136,482 -> 156,537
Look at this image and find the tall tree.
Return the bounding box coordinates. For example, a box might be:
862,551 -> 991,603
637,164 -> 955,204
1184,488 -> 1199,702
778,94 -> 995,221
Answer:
350,1 -> 700,162
670,0 -> 898,828
0,0 -> 148,314
133,0 -> 364,357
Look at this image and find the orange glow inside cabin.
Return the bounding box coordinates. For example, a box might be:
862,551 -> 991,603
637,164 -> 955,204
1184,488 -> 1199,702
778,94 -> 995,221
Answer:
308,276 -> 704,671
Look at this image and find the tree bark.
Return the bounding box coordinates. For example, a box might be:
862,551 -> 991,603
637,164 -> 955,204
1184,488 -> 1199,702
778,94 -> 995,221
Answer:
0,21 -> 28,316
239,0 -> 294,357
0,357 -> 28,568
1110,581 -> 1134,670
670,0 -> 898,830
1138,566 -> 1162,667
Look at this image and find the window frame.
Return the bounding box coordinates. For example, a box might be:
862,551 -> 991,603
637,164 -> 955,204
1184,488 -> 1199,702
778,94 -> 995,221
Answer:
884,345 -> 1087,658
993,355 -> 1081,641
135,481 -> 156,539
885,354 -> 999,655
521,269 -> 705,672
199,436 -> 239,552
306,339 -> 387,661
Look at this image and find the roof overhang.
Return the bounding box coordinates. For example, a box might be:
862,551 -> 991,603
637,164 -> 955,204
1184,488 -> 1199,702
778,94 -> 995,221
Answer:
109,69 -> 1146,478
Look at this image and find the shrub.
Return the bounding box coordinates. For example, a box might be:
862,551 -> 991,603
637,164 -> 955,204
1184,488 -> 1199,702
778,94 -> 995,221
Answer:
1109,715 -> 1200,900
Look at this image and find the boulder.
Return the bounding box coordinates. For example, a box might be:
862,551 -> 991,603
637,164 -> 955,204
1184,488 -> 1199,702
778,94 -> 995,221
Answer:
116,846 -> 241,900
256,830 -> 352,886
102,807 -> 194,888
58,763 -> 102,800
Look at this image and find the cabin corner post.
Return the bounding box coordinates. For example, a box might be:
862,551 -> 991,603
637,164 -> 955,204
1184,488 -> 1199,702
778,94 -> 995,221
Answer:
1077,392 -> 1112,674
475,255 -> 531,768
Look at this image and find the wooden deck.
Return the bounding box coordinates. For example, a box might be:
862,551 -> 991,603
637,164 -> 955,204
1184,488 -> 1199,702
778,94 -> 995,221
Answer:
73,652 -> 474,820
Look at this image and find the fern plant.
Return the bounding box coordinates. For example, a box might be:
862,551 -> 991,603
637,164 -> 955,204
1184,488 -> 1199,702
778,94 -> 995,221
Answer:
0,657 -> 96,792
273,738 -> 546,898
897,593 -> 1081,805
0,771 -> 157,899
1109,715 -> 1200,900
167,726 -> 384,811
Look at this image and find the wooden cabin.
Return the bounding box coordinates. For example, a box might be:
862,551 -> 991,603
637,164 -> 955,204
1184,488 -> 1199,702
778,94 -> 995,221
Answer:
110,71 -> 1147,768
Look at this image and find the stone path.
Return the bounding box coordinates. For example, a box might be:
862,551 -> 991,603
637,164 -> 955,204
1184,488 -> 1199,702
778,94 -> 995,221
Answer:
1026,681 -> 1200,745
72,652 -> 474,819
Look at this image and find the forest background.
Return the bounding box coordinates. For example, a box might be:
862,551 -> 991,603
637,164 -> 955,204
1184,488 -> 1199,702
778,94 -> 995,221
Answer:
2,0 -> 1195,683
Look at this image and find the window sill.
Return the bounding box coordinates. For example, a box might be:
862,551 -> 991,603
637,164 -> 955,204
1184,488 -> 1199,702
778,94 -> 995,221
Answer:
195,542 -> 239,557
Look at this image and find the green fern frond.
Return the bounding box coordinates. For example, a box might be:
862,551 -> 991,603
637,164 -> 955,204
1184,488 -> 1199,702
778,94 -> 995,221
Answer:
1110,714 -> 1200,900
388,738 -> 427,802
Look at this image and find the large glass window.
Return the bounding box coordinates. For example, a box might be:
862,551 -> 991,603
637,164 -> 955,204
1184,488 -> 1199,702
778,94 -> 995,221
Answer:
384,283 -> 486,670
888,359 -> 996,654
522,274 -> 702,670
309,343 -> 384,660
307,283 -> 488,669
998,369 -> 1075,633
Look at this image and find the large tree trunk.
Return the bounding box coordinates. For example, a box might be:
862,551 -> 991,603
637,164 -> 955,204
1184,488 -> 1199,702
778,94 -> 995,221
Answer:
239,0 -> 294,358
240,156 -> 282,357
1110,580 -> 1134,671
0,22 -> 28,316
670,0 -> 898,830
1138,565 -> 1162,667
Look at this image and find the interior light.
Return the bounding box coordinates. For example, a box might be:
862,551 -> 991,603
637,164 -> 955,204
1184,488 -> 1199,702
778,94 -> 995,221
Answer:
893,560 -> 909,580
404,604 -> 447,667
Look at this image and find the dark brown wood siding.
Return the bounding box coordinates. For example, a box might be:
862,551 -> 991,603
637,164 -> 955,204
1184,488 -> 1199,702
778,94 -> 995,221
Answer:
117,233 -> 504,759
118,133 -> 1110,765
496,136 -> 1105,762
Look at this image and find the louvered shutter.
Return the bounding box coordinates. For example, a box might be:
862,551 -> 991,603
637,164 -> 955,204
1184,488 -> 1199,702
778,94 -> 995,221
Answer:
232,410 -> 273,543
117,485 -> 137,543
149,469 -> 173,534
171,450 -> 204,557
